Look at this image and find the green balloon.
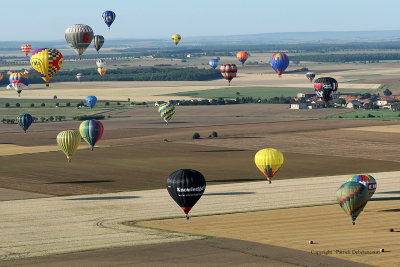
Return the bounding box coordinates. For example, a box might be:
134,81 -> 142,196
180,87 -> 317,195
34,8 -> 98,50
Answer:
336,181 -> 369,225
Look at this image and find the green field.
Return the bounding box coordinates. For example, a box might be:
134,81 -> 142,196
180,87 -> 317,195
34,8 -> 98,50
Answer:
165,86 -> 373,99
0,98 -> 133,119
329,109 -> 400,120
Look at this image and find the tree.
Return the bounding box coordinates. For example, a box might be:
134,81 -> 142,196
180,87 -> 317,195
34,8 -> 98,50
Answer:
30,103 -> 35,107
105,102 -> 110,106
40,117 -> 45,122
53,95 -> 57,100
5,103 -> 10,108
49,116 -> 54,122
337,98 -> 346,106
41,103 -> 45,107
364,102 -> 375,110
66,102 -> 71,107
383,89 -> 392,96
192,132 -> 200,139
16,103 -> 20,107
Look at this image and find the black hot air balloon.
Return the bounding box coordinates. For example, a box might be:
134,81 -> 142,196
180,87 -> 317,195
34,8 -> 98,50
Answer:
314,77 -> 338,103
17,113 -> 33,133
167,169 -> 206,219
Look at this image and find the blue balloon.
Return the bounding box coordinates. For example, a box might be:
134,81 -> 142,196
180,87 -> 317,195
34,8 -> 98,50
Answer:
17,113 -> 33,133
270,53 -> 290,76
86,96 -> 97,108
102,11 -> 116,29
209,59 -> 219,69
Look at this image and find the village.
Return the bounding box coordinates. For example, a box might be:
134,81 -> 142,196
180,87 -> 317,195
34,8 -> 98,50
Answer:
290,88 -> 400,111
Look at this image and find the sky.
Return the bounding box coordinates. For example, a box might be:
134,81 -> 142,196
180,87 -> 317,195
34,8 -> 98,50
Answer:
1,0 -> 400,41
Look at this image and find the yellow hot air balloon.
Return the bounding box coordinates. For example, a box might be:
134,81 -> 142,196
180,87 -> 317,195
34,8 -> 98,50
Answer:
98,67 -> 106,77
171,34 -> 181,46
30,48 -> 63,87
57,130 -> 81,162
254,148 -> 284,184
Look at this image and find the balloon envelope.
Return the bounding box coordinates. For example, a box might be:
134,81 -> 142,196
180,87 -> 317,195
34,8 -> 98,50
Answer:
57,130 -> 81,161
336,181 -> 369,225
79,120 -> 104,150
209,59 -> 219,69
30,48 -> 63,87
220,64 -> 237,85
98,67 -> 106,76
96,59 -> 106,68
347,174 -> 376,199
314,77 -> 338,103
102,11 -> 116,29
270,53 -> 289,76
21,44 -> 31,56
65,24 -> 94,58
254,148 -> 284,183
167,169 -> 206,219
158,103 -> 175,123
17,113 -> 33,133
171,34 -> 181,45
236,51 -> 249,65
306,72 -> 316,82
7,70 -> 31,96
86,96 -> 97,108
76,73 -> 84,82
0,73 -> 3,81
92,35 -> 104,52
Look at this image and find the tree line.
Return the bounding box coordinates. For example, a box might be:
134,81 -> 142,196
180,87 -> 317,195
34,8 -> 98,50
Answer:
0,67 -> 222,85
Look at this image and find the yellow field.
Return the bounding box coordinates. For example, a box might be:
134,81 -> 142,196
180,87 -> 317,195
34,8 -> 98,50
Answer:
140,200 -> 400,267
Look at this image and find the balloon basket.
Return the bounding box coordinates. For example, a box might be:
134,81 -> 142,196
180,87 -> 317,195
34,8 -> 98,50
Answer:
186,215 -> 190,220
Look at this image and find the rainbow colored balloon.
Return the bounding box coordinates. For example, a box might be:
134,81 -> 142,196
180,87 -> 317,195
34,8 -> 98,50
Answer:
347,174 -> 376,199
336,181 -> 369,225
270,53 -> 289,76
220,64 -> 237,85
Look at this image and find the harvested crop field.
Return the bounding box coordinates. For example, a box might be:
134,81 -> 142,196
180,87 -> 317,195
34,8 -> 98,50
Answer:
139,199 -> 400,267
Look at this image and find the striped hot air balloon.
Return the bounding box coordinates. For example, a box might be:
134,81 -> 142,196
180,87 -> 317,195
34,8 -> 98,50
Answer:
270,53 -> 289,76
21,44 -> 32,56
65,24 -> 94,59
76,73 -> 84,82
17,113 -> 33,133
92,35 -> 104,53
236,51 -> 249,65
220,64 -> 237,85
158,102 -> 175,124
336,181 -> 369,225
79,120 -> 104,151
57,130 -> 81,162
347,174 -> 377,199
254,148 -> 284,184
306,72 -> 316,82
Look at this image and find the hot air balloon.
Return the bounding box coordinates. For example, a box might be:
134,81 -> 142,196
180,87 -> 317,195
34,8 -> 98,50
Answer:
21,44 -> 31,56
98,67 -> 107,77
171,34 -> 181,46
65,24 -> 94,59
336,181 -> 369,225
0,73 -> 3,81
314,77 -> 338,103
220,64 -> 237,86
167,169 -> 206,219
57,130 -> 81,162
7,70 -> 32,96
17,113 -> 33,133
86,96 -> 97,109
236,51 -> 249,65
96,59 -> 106,68
92,35 -> 104,53
270,53 -> 289,77
79,120 -> 104,151
306,72 -> 316,82
30,48 -> 63,87
209,59 -> 219,69
254,148 -> 284,184
102,11 -> 116,29
158,102 -> 175,124
76,73 -> 84,82
348,174 -> 376,199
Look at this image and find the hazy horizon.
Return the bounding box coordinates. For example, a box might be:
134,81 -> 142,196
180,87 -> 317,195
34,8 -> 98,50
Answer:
2,0 -> 400,42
